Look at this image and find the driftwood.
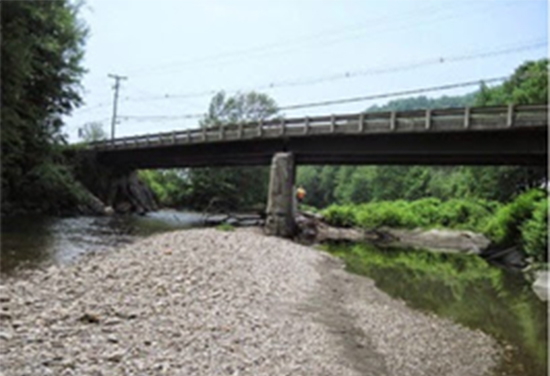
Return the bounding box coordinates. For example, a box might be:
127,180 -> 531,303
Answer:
295,211 -> 396,244
203,213 -> 265,227
294,212 -> 495,257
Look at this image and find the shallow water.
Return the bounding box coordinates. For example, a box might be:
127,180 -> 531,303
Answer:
323,242 -> 548,376
2,214 -> 546,375
1,210 -> 204,275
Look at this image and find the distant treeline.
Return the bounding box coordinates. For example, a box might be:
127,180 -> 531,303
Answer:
141,59 -> 548,214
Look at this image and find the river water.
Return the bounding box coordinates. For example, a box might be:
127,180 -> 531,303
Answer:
324,242 -> 548,376
1,211 -> 204,275
1,212 -> 547,375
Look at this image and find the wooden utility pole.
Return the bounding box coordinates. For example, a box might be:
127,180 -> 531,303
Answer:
108,74 -> 127,140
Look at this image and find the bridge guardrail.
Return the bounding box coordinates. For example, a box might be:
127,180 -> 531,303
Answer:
88,104 -> 548,151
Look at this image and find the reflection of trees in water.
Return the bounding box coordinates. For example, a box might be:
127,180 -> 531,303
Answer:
1,216 -> 57,274
1,212 -> 202,276
325,243 -> 548,376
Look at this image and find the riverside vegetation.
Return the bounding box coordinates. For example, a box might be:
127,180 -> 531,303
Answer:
2,0 -> 547,223
321,189 -> 548,264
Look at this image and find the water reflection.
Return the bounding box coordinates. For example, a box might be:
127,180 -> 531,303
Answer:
323,243 -> 548,376
1,211 -> 204,276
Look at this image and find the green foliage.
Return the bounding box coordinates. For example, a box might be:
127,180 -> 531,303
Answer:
185,166 -> 269,212
355,200 -> 417,229
436,199 -> 496,231
322,190 -> 548,263
17,162 -> 92,214
476,59 -> 548,106
485,189 -> 547,247
193,91 -> 278,212
298,204 -> 320,213
366,93 -> 476,112
322,205 -> 357,227
298,61 -> 548,211
323,242 -> 548,376
80,121 -> 107,142
201,91 -> 279,127
323,198 -> 499,232
138,91 -> 277,212
1,0 -> 88,213
408,198 -> 443,227
216,223 -> 236,232
298,164 -> 546,209
521,199 -> 548,262
138,170 -> 190,208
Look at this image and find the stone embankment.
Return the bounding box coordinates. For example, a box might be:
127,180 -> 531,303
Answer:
1,229 -> 500,375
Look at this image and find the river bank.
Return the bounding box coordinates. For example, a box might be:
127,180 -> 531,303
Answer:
1,228 -> 500,375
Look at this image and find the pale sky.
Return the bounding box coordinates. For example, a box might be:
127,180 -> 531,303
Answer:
65,0 -> 548,141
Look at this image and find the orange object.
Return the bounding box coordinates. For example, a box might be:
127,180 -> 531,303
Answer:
296,186 -> 306,201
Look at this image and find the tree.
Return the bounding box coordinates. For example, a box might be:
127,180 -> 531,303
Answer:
1,0 -> 88,212
184,91 -> 279,211
475,59 -> 548,106
80,122 -> 107,142
366,93 -> 476,112
202,91 -> 278,128
297,59 -> 548,209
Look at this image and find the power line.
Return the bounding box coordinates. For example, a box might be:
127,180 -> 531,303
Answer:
279,77 -> 507,111
75,101 -> 112,113
119,114 -> 203,121
117,74 -> 510,121
128,0 -> 514,77
126,2 -> 457,76
121,39 -> 546,104
278,69 -> 546,111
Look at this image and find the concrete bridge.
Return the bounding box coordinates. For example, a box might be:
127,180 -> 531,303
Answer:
89,104 -> 548,236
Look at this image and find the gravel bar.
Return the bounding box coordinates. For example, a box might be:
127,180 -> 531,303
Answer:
0,228 -> 500,375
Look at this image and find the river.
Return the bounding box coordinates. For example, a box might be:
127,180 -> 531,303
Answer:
1,210 -> 204,276
1,212 -> 547,375
324,242 -> 548,376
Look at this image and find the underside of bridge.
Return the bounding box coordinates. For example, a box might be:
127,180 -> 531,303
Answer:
92,126 -> 548,237
95,127 -> 547,169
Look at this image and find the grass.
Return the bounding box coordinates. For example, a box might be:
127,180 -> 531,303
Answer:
216,223 -> 236,232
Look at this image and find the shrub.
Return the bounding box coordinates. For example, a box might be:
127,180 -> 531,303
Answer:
322,204 -> 357,227
484,189 -> 546,246
355,200 -> 418,229
521,199 -> 548,262
408,198 -> 442,227
19,162 -> 91,213
437,199 -> 495,231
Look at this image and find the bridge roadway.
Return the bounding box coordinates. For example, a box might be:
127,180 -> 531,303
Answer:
90,104 -> 548,167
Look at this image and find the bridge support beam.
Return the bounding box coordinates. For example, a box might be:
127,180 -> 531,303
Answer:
265,152 -> 297,238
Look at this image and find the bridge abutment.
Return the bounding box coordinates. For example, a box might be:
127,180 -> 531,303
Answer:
265,152 -> 297,237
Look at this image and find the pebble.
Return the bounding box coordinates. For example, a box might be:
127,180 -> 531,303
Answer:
0,228 -> 500,376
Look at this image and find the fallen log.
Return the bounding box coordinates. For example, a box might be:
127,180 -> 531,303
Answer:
295,211 -> 396,244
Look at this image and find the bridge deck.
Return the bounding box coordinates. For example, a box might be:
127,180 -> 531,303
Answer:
89,104 -> 548,167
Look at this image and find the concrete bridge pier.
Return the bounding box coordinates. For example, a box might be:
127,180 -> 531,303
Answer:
264,152 -> 297,237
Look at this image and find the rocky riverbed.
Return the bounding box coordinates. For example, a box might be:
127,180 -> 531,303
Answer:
0,228 -> 500,375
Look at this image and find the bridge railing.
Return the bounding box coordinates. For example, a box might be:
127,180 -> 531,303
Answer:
88,104 -> 547,150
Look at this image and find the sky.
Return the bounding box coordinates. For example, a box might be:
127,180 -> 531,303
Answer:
65,0 -> 548,141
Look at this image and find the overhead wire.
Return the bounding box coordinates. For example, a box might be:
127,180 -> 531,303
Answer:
127,0 -> 513,77
120,39 -> 547,104
278,77 -> 507,111
117,73 -> 516,121
126,2 -> 459,76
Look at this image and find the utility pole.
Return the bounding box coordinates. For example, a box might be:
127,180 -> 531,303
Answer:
108,74 -> 127,140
